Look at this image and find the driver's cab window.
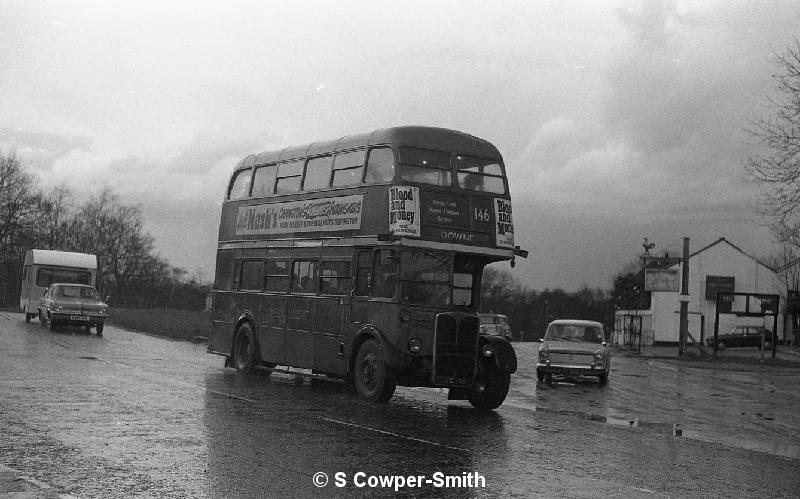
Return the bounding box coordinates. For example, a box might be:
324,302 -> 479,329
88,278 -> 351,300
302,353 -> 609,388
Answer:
453,255 -> 479,307
354,250 -> 372,296
372,250 -> 397,299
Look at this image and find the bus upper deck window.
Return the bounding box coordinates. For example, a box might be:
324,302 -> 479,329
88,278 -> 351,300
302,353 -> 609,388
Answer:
303,156 -> 333,191
276,160 -> 304,194
228,168 -> 253,200
252,165 -> 277,197
398,147 -> 451,186
455,156 -> 506,194
364,147 -> 394,183
332,150 -> 366,187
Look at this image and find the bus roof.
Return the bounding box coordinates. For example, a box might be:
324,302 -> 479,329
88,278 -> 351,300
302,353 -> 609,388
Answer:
235,126 -> 502,170
24,249 -> 97,269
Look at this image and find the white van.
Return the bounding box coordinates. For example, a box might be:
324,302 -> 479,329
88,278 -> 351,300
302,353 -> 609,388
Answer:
20,249 -> 98,322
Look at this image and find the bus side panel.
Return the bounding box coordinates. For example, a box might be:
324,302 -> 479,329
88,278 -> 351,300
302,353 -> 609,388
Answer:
208,292 -> 234,355
366,301 -> 408,362
313,297 -> 345,374
285,296 -> 315,368
208,249 -> 236,355
259,295 -> 286,365
216,291 -> 260,355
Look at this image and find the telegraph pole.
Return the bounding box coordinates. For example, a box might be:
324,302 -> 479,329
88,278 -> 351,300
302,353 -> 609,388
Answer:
678,237 -> 690,356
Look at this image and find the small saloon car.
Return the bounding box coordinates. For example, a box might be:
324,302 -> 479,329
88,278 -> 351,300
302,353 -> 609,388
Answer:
38,283 -> 109,336
537,319 -> 610,385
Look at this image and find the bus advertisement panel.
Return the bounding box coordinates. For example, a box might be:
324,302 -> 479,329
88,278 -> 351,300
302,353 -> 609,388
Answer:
236,195 -> 364,236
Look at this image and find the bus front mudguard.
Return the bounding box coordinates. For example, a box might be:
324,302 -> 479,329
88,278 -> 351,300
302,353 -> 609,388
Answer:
480,335 -> 517,374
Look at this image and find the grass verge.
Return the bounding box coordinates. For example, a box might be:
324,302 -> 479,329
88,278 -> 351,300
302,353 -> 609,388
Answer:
109,307 -> 211,342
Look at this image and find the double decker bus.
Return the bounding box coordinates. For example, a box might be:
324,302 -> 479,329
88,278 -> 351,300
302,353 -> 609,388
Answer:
208,126 -> 526,409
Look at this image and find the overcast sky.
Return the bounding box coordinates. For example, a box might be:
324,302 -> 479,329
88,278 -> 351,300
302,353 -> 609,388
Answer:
2,0 -> 799,290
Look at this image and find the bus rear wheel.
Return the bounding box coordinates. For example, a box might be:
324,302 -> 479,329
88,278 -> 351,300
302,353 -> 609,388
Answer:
353,339 -> 396,403
468,365 -> 510,410
233,322 -> 260,374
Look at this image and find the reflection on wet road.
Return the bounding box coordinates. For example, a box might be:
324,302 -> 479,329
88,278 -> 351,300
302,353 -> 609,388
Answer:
1,312 -> 798,498
511,343 -> 800,459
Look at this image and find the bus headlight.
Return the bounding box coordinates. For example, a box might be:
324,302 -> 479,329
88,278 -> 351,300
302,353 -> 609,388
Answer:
408,338 -> 422,354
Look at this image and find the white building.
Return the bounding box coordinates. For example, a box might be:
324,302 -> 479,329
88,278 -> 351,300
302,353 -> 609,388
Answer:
616,238 -> 786,346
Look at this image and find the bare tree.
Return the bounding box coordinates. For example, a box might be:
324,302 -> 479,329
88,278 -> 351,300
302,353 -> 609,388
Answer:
0,151 -> 38,260
34,184 -> 74,249
746,37 -> 800,248
65,188 -> 157,297
763,246 -> 800,344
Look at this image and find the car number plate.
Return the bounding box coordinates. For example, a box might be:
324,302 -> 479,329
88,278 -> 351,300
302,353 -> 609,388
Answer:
70,315 -> 90,321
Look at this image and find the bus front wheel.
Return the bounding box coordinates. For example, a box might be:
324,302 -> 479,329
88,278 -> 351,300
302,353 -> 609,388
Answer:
353,339 -> 396,403
468,365 -> 510,410
233,322 -> 261,374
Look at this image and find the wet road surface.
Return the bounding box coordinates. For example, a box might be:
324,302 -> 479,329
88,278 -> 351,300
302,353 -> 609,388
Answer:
1,311 -> 798,498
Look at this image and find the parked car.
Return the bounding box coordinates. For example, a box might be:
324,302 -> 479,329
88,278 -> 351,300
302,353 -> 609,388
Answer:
706,325 -> 773,350
38,283 -> 109,336
537,319 -> 610,385
479,313 -> 512,341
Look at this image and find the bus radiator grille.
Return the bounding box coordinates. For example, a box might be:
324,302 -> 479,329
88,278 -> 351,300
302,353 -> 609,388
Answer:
432,313 -> 479,386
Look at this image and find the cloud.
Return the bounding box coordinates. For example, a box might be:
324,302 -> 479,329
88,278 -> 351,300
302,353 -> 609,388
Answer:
0,128 -> 91,173
2,0 -> 799,290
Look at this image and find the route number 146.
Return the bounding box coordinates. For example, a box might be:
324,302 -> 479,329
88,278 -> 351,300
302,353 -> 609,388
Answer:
474,207 -> 490,222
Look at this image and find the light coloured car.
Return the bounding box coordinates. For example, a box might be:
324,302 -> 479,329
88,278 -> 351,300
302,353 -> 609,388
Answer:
37,283 -> 109,337
537,319 -> 610,385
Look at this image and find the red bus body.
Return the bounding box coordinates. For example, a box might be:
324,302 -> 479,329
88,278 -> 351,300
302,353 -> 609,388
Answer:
208,126 -> 522,408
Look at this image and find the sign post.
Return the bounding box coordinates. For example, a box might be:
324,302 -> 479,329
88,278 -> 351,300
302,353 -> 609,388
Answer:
678,238 -> 690,356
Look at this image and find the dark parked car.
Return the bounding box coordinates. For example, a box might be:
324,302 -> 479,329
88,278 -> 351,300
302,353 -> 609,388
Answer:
706,325 -> 773,350
37,283 -> 109,336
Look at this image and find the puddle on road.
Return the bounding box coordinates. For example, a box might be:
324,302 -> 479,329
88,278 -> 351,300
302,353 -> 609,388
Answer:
679,427 -> 800,460
520,405 -> 800,460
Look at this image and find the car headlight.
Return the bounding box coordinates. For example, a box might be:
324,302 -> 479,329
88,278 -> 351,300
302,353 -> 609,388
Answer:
538,348 -> 549,360
593,350 -> 605,360
56,305 -> 63,311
